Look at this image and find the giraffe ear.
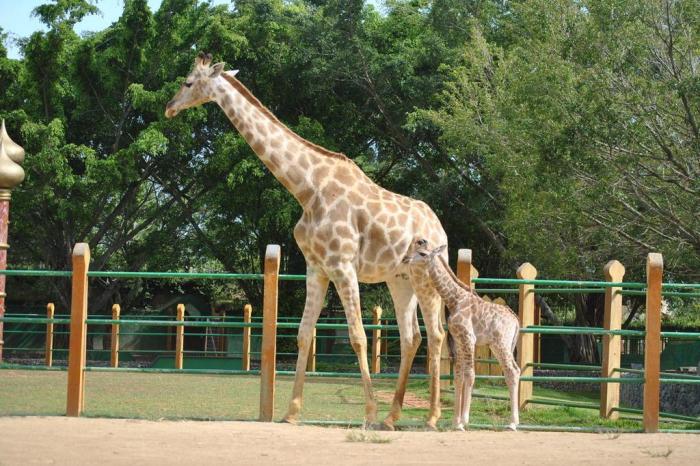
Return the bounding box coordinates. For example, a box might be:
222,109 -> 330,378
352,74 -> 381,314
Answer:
431,244 -> 447,257
209,62 -> 226,78
223,70 -> 239,79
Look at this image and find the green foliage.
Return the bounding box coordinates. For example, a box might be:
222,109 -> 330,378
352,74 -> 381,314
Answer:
409,0 -> 700,298
32,0 -> 99,28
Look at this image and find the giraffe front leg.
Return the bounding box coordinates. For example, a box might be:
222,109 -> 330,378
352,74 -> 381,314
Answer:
332,264 -> 377,428
415,288 -> 444,430
452,355 -> 465,431
282,267 -> 329,424
381,278 -> 421,431
460,336 -> 476,428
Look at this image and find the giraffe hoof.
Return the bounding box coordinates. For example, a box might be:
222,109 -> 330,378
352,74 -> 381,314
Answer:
425,422 -> 438,432
281,414 -> 300,425
506,423 -> 518,431
454,423 -> 465,432
380,420 -> 396,431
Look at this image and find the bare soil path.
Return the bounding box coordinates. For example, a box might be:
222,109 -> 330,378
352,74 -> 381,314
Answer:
0,417 -> 696,465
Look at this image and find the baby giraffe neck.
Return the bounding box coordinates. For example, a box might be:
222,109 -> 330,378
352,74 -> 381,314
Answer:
427,260 -> 463,308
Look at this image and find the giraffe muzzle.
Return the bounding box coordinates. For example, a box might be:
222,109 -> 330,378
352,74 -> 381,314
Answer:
165,101 -> 179,118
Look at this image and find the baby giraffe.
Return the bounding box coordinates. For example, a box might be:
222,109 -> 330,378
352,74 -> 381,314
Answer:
404,240 -> 521,431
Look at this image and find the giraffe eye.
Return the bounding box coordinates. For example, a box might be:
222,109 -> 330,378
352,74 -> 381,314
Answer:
184,82 -> 193,88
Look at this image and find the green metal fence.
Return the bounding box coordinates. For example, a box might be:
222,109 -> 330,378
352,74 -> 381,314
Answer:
2,259 -> 700,432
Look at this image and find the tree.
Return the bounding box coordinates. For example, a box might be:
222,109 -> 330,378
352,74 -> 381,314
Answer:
411,0 -> 700,361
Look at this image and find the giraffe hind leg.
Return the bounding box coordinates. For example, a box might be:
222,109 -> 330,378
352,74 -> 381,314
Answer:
491,338 -> 521,430
382,278 -> 421,430
452,351 -> 465,431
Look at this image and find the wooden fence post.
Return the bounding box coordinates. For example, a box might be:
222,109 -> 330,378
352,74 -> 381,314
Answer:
306,326 -> 317,373
516,262 -> 537,411
644,253 -> 663,433
175,303 -> 185,370
600,260 -> 625,419
371,305 -> 383,374
45,303 -> 54,367
66,243 -> 90,417
259,244 -> 280,422
110,304 -> 120,368
242,304 -> 252,371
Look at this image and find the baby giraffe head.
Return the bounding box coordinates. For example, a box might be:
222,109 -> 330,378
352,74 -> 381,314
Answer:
165,52 -> 238,118
402,239 -> 447,270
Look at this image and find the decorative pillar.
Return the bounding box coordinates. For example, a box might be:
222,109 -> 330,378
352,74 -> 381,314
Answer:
0,120 -> 26,362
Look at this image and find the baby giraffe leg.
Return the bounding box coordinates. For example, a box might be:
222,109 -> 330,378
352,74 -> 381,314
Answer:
491,343 -> 520,430
505,357 -> 521,430
452,356 -> 465,431
459,337 -> 476,427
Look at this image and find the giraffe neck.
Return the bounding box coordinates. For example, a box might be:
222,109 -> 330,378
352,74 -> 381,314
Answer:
212,74 -> 347,206
427,259 -> 475,310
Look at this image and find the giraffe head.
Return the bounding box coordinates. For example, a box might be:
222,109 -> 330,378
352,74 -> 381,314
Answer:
402,239 -> 446,267
165,52 -> 238,118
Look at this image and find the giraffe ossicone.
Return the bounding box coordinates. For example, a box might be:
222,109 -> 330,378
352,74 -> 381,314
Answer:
166,53 -> 450,429
405,239 -> 521,431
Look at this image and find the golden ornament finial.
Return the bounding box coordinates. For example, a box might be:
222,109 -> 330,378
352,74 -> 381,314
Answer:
0,119 -> 25,165
0,140 -> 25,189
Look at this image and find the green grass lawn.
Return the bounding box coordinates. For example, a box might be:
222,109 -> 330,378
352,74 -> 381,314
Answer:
0,369 -> 697,431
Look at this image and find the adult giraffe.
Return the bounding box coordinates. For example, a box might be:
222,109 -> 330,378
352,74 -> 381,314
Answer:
165,53 -> 448,429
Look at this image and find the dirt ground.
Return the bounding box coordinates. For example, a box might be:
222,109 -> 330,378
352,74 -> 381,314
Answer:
0,417 -> 697,465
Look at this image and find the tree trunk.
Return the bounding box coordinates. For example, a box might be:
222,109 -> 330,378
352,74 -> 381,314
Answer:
567,295 -> 604,364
